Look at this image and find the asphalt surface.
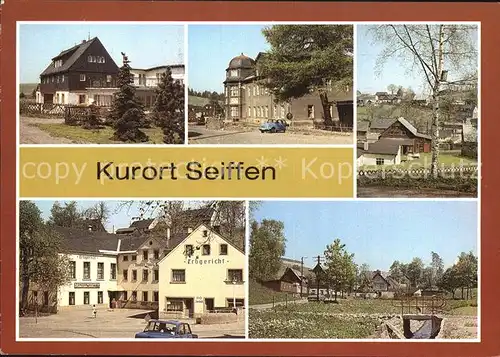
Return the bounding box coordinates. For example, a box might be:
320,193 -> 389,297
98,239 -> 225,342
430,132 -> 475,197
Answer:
189,127 -> 353,145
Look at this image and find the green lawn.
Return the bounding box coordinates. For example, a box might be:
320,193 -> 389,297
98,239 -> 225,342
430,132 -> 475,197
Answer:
249,310 -> 379,339
34,123 -> 165,144
249,279 -> 302,306
359,151 -> 477,171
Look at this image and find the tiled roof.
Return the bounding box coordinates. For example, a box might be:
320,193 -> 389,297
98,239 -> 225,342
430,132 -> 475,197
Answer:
129,218 -> 155,230
53,226 -> 118,254
358,139 -> 401,155
370,118 -> 396,130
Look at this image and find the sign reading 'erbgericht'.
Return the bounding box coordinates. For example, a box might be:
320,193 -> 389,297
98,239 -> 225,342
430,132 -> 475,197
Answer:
96,161 -> 277,181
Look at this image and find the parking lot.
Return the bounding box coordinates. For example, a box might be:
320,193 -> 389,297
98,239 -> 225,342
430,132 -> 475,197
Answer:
19,308 -> 245,339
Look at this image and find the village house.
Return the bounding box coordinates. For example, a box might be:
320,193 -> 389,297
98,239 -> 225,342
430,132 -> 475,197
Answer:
158,224 -> 245,318
25,207 -> 245,316
27,226 -> 121,312
357,139 -> 403,167
36,37 -> 185,108
357,270 -> 409,299
223,53 -> 353,128
37,37 -> 120,106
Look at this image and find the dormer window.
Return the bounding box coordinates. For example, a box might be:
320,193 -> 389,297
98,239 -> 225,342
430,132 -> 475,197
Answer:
54,59 -> 63,68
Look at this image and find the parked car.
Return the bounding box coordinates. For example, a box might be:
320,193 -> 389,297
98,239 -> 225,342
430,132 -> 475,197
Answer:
135,319 -> 198,339
259,119 -> 288,133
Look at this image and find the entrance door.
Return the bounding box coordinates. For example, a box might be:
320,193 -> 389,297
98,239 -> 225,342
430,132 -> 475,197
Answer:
184,298 -> 194,318
336,102 -> 353,128
204,298 -> 214,312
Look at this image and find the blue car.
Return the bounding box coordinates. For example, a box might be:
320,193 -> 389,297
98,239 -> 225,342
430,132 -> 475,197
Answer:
259,119 -> 288,133
135,319 -> 198,339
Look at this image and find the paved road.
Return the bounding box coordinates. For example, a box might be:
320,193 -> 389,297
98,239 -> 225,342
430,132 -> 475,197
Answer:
19,308 -> 245,339
189,127 -> 353,145
20,116 -> 76,144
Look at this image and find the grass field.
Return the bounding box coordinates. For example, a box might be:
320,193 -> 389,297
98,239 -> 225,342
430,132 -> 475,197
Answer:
248,297 -> 478,339
249,279 -> 302,306
34,123 -> 165,144
19,83 -> 38,97
249,310 -> 379,339
359,151 -> 477,171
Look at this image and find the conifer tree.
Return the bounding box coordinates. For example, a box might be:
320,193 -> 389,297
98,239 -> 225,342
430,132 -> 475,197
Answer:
109,53 -> 149,142
151,67 -> 185,144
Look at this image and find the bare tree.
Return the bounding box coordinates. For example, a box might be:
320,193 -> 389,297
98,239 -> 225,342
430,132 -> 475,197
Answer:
83,201 -> 111,225
370,24 -> 477,176
387,84 -> 398,95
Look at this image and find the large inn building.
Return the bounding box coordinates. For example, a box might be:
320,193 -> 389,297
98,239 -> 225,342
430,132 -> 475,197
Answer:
28,208 -> 246,318
35,36 -> 184,108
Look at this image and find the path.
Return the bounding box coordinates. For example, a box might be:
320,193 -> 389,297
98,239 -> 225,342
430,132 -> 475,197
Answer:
20,116 -> 78,144
189,127 -> 353,145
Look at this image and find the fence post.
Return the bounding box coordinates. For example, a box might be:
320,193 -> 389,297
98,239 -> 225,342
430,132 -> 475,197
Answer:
285,294 -> 288,308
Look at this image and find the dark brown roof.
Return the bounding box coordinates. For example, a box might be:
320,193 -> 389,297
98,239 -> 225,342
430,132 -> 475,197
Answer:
370,118 -> 396,130
227,53 -> 255,70
119,232 -> 188,252
176,207 -> 215,224
53,226 -> 118,254
41,37 -> 98,76
358,139 -> 401,155
129,218 -> 155,230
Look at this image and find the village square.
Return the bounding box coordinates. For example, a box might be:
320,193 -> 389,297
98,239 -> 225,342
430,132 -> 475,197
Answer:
18,200 -> 246,339
187,24 -> 354,145
248,201 -> 478,340
355,24 -> 478,198
18,24 -> 185,144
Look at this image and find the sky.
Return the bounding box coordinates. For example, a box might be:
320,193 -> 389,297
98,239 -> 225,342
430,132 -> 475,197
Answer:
253,201 -> 478,271
188,24 -> 270,93
19,23 -> 184,83
32,200 -> 204,233
356,24 -> 478,95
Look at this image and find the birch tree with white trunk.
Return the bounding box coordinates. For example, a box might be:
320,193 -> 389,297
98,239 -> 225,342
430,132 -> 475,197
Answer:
369,24 -> 477,177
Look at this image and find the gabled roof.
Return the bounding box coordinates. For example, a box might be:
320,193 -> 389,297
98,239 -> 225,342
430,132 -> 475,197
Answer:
370,118 -> 396,130
357,138 -> 401,155
53,226 -> 118,254
397,117 -> 432,140
157,224 -> 245,264
130,64 -> 184,72
118,231 -> 189,252
129,218 -> 155,230
41,37 -> 98,76
40,37 -> 118,77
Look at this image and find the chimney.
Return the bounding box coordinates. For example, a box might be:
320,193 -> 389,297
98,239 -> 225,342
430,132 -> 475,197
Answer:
364,141 -> 369,151
167,227 -> 171,240
81,39 -> 86,44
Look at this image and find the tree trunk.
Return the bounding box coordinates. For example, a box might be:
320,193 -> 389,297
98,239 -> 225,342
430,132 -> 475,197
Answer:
20,252 -> 30,312
319,91 -> 332,125
334,290 -> 338,302
430,92 -> 440,178
431,24 -> 445,178
461,287 -> 464,299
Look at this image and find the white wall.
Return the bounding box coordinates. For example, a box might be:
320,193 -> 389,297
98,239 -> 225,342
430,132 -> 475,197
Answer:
158,225 -> 245,317
58,253 -> 118,308
358,147 -> 401,166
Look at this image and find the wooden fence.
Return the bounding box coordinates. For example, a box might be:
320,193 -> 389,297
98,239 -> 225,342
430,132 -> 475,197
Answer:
19,102 -> 67,117
64,105 -> 111,126
358,165 -> 478,178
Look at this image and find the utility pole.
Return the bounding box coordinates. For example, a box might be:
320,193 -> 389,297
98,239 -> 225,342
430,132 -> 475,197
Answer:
300,257 -> 307,297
